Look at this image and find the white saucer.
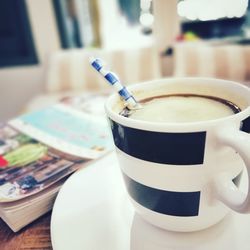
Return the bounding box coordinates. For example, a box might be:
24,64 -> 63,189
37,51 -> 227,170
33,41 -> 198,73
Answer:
51,153 -> 250,250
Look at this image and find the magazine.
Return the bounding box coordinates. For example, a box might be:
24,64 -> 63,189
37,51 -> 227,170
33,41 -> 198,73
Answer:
0,93 -> 113,231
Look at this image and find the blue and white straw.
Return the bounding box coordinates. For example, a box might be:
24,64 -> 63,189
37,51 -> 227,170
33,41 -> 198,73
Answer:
90,57 -> 140,110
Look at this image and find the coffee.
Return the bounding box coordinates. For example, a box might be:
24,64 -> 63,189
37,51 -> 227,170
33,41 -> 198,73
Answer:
121,94 -> 241,123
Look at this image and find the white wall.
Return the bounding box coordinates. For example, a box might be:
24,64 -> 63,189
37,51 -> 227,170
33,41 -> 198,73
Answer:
0,0 -> 60,121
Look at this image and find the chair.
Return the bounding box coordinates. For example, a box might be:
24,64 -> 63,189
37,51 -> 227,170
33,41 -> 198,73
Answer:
46,46 -> 161,92
26,46 -> 161,111
173,41 -> 250,86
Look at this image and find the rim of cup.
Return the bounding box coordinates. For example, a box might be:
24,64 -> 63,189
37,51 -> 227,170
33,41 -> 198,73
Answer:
105,77 -> 250,132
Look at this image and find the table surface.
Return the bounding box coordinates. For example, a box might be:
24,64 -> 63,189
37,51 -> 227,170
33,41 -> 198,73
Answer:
0,212 -> 52,250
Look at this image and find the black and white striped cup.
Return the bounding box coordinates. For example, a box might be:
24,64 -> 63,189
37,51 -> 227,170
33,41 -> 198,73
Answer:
105,78 -> 250,232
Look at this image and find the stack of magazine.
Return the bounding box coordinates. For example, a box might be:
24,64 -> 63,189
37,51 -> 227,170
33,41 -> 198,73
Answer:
0,93 -> 113,232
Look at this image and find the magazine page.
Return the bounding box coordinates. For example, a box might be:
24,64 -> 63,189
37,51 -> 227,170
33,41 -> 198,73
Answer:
0,124 -> 93,202
0,93 -> 113,202
59,92 -> 110,115
9,103 -> 112,159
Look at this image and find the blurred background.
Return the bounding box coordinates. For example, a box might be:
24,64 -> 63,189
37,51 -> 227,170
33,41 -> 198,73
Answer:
0,0 -> 250,121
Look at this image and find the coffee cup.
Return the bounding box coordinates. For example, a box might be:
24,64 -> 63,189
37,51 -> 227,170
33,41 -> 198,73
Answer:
105,77 -> 250,232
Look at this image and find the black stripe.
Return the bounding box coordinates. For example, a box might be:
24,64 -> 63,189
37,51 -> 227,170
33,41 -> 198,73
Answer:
123,173 -> 200,217
109,119 -> 206,165
241,116 -> 250,133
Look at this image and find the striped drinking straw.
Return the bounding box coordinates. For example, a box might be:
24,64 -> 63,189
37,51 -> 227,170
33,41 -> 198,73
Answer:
90,58 -> 141,110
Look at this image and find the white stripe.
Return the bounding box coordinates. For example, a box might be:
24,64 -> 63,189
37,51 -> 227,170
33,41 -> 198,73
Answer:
112,81 -> 123,91
227,46 -> 245,82
197,46 -> 215,77
116,147 -> 204,191
99,68 -> 108,76
70,50 -> 84,90
124,48 -> 140,83
126,98 -> 137,107
96,50 -> 112,89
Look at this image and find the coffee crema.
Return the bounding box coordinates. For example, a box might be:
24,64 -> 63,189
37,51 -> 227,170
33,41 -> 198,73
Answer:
121,94 -> 241,123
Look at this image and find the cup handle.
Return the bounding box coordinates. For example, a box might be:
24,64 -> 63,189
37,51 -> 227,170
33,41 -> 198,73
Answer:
212,128 -> 250,213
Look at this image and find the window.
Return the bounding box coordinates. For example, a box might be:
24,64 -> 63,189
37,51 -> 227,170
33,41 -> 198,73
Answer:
53,0 -> 99,48
0,0 -> 38,68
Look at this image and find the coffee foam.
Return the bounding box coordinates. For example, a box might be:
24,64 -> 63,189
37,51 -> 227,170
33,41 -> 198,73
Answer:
129,95 -> 237,123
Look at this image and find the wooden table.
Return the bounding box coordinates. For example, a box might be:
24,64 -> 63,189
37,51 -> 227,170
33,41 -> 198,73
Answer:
0,212 -> 52,250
